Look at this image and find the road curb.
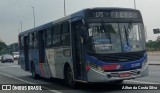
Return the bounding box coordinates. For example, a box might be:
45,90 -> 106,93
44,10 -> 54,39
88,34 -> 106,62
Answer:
148,64 -> 160,65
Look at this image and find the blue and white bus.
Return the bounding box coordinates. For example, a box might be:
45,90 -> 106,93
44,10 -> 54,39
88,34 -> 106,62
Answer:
19,7 -> 148,87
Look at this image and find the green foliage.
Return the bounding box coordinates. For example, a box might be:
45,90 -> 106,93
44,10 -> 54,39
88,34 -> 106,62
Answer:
0,40 -> 8,55
0,42 -> 19,55
0,41 -> 7,51
146,40 -> 160,51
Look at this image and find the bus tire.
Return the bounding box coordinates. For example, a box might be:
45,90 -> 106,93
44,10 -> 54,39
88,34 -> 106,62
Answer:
66,66 -> 76,88
113,80 -> 124,83
31,63 -> 39,79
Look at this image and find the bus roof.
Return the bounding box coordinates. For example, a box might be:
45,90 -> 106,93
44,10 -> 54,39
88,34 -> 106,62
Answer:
19,7 -> 139,36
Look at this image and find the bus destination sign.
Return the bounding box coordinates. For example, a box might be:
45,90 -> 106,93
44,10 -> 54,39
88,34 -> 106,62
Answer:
87,11 -> 139,19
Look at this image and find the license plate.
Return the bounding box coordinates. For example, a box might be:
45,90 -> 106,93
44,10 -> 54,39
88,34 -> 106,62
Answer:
119,73 -> 130,77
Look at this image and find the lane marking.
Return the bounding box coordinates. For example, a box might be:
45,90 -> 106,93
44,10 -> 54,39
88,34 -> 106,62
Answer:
0,65 -> 20,68
126,80 -> 160,84
149,72 -> 160,74
0,72 -> 61,93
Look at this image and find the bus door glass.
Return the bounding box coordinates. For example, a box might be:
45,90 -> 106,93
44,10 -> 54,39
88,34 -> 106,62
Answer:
71,19 -> 86,80
24,35 -> 29,71
38,31 -> 45,63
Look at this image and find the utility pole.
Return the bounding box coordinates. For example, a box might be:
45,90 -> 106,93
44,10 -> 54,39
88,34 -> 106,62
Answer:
20,21 -> 22,32
144,26 -> 147,39
32,6 -> 36,27
134,0 -> 136,9
64,0 -> 66,16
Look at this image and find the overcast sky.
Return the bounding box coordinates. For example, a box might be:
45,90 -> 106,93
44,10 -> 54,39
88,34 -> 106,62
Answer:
0,0 -> 160,45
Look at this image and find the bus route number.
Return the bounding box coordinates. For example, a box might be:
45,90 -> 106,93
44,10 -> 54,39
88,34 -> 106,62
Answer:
131,63 -> 140,68
96,12 -> 104,18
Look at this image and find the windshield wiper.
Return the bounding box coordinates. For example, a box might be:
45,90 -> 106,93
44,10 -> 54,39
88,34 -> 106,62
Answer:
100,20 -> 112,44
124,21 -> 133,46
124,25 -> 129,45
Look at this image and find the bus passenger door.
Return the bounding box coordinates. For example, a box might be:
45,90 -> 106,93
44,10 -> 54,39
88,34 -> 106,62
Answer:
38,30 -> 53,78
38,31 -> 45,64
71,20 -> 86,80
24,36 -> 29,71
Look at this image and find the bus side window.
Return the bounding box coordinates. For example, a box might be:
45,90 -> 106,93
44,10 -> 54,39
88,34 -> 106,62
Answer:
33,32 -> 38,48
20,36 -> 24,50
45,28 -> 52,48
29,33 -> 35,48
29,33 -> 32,48
62,21 -> 70,46
53,24 -> 61,47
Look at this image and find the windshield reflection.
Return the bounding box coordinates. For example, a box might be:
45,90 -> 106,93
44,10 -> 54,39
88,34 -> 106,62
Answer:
87,23 -> 145,54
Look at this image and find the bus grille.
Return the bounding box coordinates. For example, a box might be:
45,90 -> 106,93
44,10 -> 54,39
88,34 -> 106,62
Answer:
91,51 -> 145,62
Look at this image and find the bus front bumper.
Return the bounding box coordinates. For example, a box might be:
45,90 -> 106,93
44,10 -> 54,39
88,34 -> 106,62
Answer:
87,64 -> 148,83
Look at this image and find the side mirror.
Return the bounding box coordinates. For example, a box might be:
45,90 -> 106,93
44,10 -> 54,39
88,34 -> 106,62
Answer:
81,19 -> 86,31
82,19 -> 85,25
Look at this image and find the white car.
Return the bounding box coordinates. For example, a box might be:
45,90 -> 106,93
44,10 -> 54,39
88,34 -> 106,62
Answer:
12,52 -> 20,60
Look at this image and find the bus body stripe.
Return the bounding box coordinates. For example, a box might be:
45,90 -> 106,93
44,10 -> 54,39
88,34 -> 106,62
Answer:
86,54 -> 147,71
39,63 -> 45,77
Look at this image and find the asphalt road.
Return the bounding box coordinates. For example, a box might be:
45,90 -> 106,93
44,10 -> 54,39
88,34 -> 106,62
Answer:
148,55 -> 160,63
0,55 -> 160,93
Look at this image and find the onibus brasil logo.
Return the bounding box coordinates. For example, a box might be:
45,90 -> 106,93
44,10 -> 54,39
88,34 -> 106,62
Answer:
1,85 -> 42,90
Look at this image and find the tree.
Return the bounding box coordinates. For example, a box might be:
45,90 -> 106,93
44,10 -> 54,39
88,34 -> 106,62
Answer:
146,40 -> 153,48
0,40 -> 7,51
146,40 -> 160,51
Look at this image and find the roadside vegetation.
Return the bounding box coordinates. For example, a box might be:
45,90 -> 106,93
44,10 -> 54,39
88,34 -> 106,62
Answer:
0,40 -> 7,51
0,39 -> 18,55
146,40 -> 160,51
0,40 -> 7,55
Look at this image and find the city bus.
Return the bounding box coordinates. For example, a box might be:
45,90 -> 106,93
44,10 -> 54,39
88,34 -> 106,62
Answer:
19,7 -> 148,87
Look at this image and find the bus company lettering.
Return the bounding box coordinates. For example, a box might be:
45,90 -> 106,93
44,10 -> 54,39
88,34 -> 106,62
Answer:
116,64 -> 121,69
131,63 -> 140,68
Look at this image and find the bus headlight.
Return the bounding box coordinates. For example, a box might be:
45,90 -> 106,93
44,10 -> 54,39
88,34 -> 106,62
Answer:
88,61 -> 104,72
97,65 -> 103,71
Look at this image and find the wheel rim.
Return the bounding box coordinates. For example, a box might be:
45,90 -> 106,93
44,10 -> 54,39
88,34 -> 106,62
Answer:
67,68 -> 73,85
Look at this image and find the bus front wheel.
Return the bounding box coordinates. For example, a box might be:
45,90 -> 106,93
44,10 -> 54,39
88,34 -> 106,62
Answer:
66,66 -> 76,88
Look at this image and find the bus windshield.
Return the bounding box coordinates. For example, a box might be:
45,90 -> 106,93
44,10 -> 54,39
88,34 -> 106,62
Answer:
87,23 -> 145,54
